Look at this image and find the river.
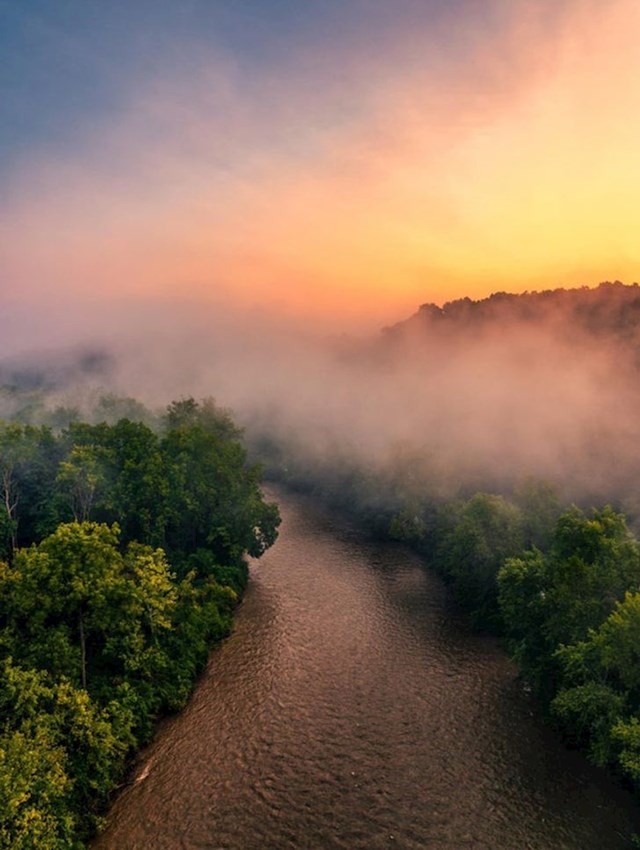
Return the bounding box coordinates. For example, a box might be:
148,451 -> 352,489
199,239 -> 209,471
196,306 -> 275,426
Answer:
94,487 -> 640,849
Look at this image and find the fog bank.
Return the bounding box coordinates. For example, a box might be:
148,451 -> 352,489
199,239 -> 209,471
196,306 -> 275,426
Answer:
1,283 -> 639,506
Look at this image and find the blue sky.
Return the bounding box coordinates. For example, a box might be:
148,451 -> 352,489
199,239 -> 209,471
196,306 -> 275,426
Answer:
1,0 -> 464,175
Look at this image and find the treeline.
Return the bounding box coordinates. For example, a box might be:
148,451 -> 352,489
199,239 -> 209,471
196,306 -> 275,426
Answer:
0,398 -> 280,848
384,280 -> 640,344
258,449 -> 640,799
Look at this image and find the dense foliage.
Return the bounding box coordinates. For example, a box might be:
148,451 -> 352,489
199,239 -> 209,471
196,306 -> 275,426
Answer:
0,398 -> 279,847
498,507 -> 640,784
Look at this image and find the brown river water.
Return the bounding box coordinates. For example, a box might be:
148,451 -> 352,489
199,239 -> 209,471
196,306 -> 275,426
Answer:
94,487 -> 640,849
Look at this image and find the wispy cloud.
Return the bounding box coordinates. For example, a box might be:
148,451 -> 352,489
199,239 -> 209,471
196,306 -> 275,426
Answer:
1,0 -> 638,332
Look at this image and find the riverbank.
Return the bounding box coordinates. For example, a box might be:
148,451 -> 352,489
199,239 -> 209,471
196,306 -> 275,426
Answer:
94,486 -> 640,849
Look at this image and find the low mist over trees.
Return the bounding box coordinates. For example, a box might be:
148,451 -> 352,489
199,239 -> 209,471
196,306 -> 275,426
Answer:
244,281 -> 640,510
0,398 -> 279,848
4,282 -> 640,834
5,281 -> 640,509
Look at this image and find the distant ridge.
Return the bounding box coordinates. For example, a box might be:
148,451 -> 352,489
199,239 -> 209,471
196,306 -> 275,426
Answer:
385,281 -> 640,340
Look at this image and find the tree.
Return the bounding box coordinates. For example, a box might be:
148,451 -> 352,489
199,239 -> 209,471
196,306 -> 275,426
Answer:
0,659 -> 134,844
550,592 -> 640,771
0,523 -> 177,703
543,507 -> 640,648
513,477 -> 561,550
60,420 -> 168,546
3,523 -> 125,689
439,493 -> 524,628
497,548 -> 549,686
55,445 -> 106,522
0,726 -> 74,850
161,402 -> 279,568
0,423 -> 33,557
498,506 -> 640,695
164,396 -> 241,441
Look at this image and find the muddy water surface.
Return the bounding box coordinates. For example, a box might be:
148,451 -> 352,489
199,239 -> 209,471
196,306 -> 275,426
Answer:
94,488 -> 640,849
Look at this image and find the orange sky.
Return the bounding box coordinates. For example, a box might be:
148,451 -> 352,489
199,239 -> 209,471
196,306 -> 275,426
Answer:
2,0 -> 639,330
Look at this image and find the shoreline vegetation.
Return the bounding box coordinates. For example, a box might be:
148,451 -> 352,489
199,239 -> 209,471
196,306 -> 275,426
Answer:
0,398 -> 280,849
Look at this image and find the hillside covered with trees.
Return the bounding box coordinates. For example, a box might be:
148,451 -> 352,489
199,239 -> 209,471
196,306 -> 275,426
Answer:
383,280 -> 640,344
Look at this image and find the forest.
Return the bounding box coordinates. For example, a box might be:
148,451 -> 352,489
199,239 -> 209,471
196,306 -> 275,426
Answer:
0,398 -> 280,848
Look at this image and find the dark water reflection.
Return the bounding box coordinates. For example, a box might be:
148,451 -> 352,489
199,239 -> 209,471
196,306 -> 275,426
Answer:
94,488 -> 640,849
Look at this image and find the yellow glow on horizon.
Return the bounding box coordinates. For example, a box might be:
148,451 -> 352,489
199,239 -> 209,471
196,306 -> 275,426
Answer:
1,0 -> 639,328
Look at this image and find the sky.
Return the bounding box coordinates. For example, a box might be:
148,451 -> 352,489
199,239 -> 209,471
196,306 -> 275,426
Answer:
1,0 -> 640,332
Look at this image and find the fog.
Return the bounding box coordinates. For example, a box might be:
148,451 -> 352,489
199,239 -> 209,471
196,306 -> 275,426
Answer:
2,1 -> 640,514
2,283 -> 639,508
